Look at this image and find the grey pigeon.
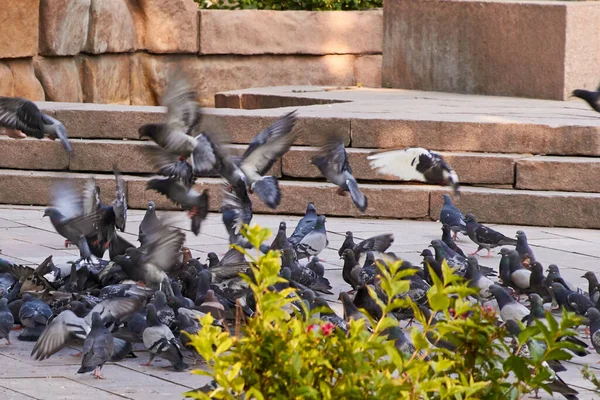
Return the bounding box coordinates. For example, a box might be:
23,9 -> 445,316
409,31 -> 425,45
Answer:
18,294 -> 52,341
338,231 -> 355,258
489,284 -> 529,322
441,224 -> 465,257
138,201 -> 160,246
312,133 -> 367,212
506,249 -> 531,291
583,271 -> 600,304
0,96 -> 72,153
306,256 -> 325,277
282,248 -> 332,294
368,148 -> 460,196
551,282 -> 594,316
339,292 -> 371,330
585,308 -> 600,356
152,291 -> 177,331
529,262 -> 551,302
142,304 -> 188,371
439,194 -> 466,239
311,297 -> 348,333
270,221 -> 293,252
420,249 -> 442,285
220,183 -> 255,250
464,256 -> 494,299
77,312 -> 115,379
341,249 -> 360,289
464,213 -> 517,257
572,87 -> 600,113
515,230 -> 535,265
0,298 -> 14,344
146,177 -> 209,236
289,203 -> 318,247
293,215 -> 328,260
546,265 -> 579,293
342,233 -> 394,263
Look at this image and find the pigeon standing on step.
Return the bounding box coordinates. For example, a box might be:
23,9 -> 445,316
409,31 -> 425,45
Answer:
515,230 -> 535,265
0,96 -> 73,153
464,213 -> 517,258
293,215 -> 328,260
572,86 -> 600,113
312,133 -> 367,212
0,298 -> 14,344
368,148 -> 460,196
439,194 -> 467,239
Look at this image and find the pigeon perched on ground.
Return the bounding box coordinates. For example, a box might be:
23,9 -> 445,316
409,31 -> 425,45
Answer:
529,262 -> 551,301
464,213 -> 517,257
293,215 -> 328,260
146,177 -> 209,235
339,292 -> 372,329
465,256 -> 494,299
489,285 -> 529,322
282,248 -> 332,294
306,256 -> 325,277
0,298 -> 14,344
312,133 -> 367,212
338,233 -> 394,263
550,282 -> 594,316
138,201 -> 161,246
142,304 -> 188,371
0,96 -> 72,153
368,148 -> 460,196
546,265 -> 579,293
439,194 -> 467,239
312,297 -> 348,333
585,308 -> 600,355
289,203 -> 318,246
515,230 -> 535,265
18,294 -> 53,341
583,271 -> 600,304
270,221 -> 293,252
572,87 -> 600,113
420,249 -> 442,285
77,312 -> 115,379
441,224 -> 465,257
506,249 -> 531,291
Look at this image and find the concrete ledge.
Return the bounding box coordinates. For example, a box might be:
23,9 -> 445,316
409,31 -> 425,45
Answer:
198,10 -> 382,55
382,0 -> 600,100
516,156 -> 600,193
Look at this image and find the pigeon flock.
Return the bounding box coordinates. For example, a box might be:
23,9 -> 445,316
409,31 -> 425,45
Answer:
0,72 -> 598,398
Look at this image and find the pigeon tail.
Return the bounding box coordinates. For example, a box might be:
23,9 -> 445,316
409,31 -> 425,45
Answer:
252,176 -> 281,209
346,177 -> 367,213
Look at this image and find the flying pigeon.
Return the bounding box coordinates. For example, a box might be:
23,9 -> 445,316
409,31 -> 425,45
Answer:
0,96 -> 73,153
464,213 -> 517,257
439,194 -> 467,239
312,133 -> 367,212
368,148 -> 460,196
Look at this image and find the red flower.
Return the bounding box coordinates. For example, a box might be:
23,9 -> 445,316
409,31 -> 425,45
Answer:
306,324 -> 319,334
321,322 -> 335,336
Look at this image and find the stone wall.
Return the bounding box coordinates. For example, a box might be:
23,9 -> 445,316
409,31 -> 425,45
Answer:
0,0 -> 382,106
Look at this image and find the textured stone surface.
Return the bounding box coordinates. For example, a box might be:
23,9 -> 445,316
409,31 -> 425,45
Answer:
39,0 -> 91,56
70,139 -> 155,173
282,147 -> 520,185
0,137 -> 69,170
430,187 -> 600,229
0,62 -> 15,98
130,53 -> 357,106
7,60 -> 45,101
199,10 -> 383,55
33,57 -> 83,102
355,55 -> 382,88
0,0 -> 39,58
80,54 -> 130,104
85,0 -> 137,54
382,0 -> 590,100
516,156 -> 600,193
135,0 -> 199,54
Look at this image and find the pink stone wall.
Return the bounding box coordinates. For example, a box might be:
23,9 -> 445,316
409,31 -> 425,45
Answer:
0,1 -> 383,106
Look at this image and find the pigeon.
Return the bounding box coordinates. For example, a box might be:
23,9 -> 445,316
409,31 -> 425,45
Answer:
293,215 -> 328,260
441,224 -> 465,257
506,249 -> 531,291
289,203 -> 318,247
420,249 -> 443,285
368,148 -> 460,196
464,213 -> 517,257
338,231 -> 355,258
139,202 -> 161,247
439,194 -> 467,239
489,285 -> 529,322
142,304 -> 188,371
340,233 -> 394,263
282,248 -> 332,295
152,291 -> 177,331
339,292 -> 371,330
0,298 -> 14,344
18,294 -> 53,341
306,256 -> 325,277
529,262 -> 551,301
384,325 -> 428,360
550,282 -> 594,316
515,230 -> 535,265
585,308 -> 600,355
221,183 -> 255,250
0,96 -> 73,153
312,297 -> 348,333
270,221 -> 293,252
583,271 -> 600,304
146,177 -> 209,236
197,290 -> 225,320
429,239 -> 467,276
572,86 -> 600,113
546,265 -> 579,293
464,256 -> 494,299
311,133 -> 367,212
341,249 -> 360,289
77,312 -> 115,379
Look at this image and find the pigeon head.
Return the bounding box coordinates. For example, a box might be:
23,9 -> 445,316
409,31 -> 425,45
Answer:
550,282 -> 568,294
278,221 -> 286,231
138,123 -> 163,139
420,249 -> 433,258
515,230 -> 526,239
571,89 -> 593,101
582,271 -> 598,283
306,202 -> 316,215
528,293 -> 543,308
547,264 -> 560,274
312,297 -> 333,313
153,291 -> 168,307
314,215 -> 327,229
530,262 -> 544,276
42,207 -> 61,219
489,284 -> 512,303
341,249 -> 356,262
90,312 -> 103,328
207,252 -> 219,266
442,194 -> 453,204
300,289 -> 316,303
345,231 -> 353,238
464,213 -> 476,223
585,307 -> 600,321
147,201 -> 155,210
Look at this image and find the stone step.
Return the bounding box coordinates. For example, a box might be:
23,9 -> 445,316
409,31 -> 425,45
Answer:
1,169 -> 599,229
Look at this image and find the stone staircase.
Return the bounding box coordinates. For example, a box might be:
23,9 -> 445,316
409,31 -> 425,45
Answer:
3,86 -> 600,229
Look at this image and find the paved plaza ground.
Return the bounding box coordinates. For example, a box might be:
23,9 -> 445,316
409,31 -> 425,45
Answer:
0,205 -> 600,399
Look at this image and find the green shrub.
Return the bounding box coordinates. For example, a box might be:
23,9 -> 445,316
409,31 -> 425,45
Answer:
185,224 -> 587,400
195,0 -> 382,11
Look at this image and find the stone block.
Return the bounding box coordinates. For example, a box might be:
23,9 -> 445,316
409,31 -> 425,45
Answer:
39,0 -> 91,56
85,0 -> 137,54
516,156 -> 600,193
0,0 -> 39,58
34,57 -> 83,102
0,62 -> 15,98
7,60 -> 45,101
80,54 -> 130,104
0,137 -> 69,170
135,0 -> 199,54
382,0 -> 600,100
282,147 -> 519,185
429,187 -> 600,229
69,140 -> 155,173
350,118 -> 600,156
355,55 -> 382,88
199,10 -> 383,55
129,53 -> 356,107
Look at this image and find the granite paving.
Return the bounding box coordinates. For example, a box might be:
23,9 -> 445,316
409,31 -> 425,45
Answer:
0,205 -> 599,399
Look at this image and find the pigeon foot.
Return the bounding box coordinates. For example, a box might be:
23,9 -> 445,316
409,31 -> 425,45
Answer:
93,368 -> 105,379
187,207 -> 198,218
11,326 -> 23,331
335,187 -> 347,196
5,339 -> 11,345
71,351 -> 83,357
140,361 -> 152,367
64,240 -> 72,248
